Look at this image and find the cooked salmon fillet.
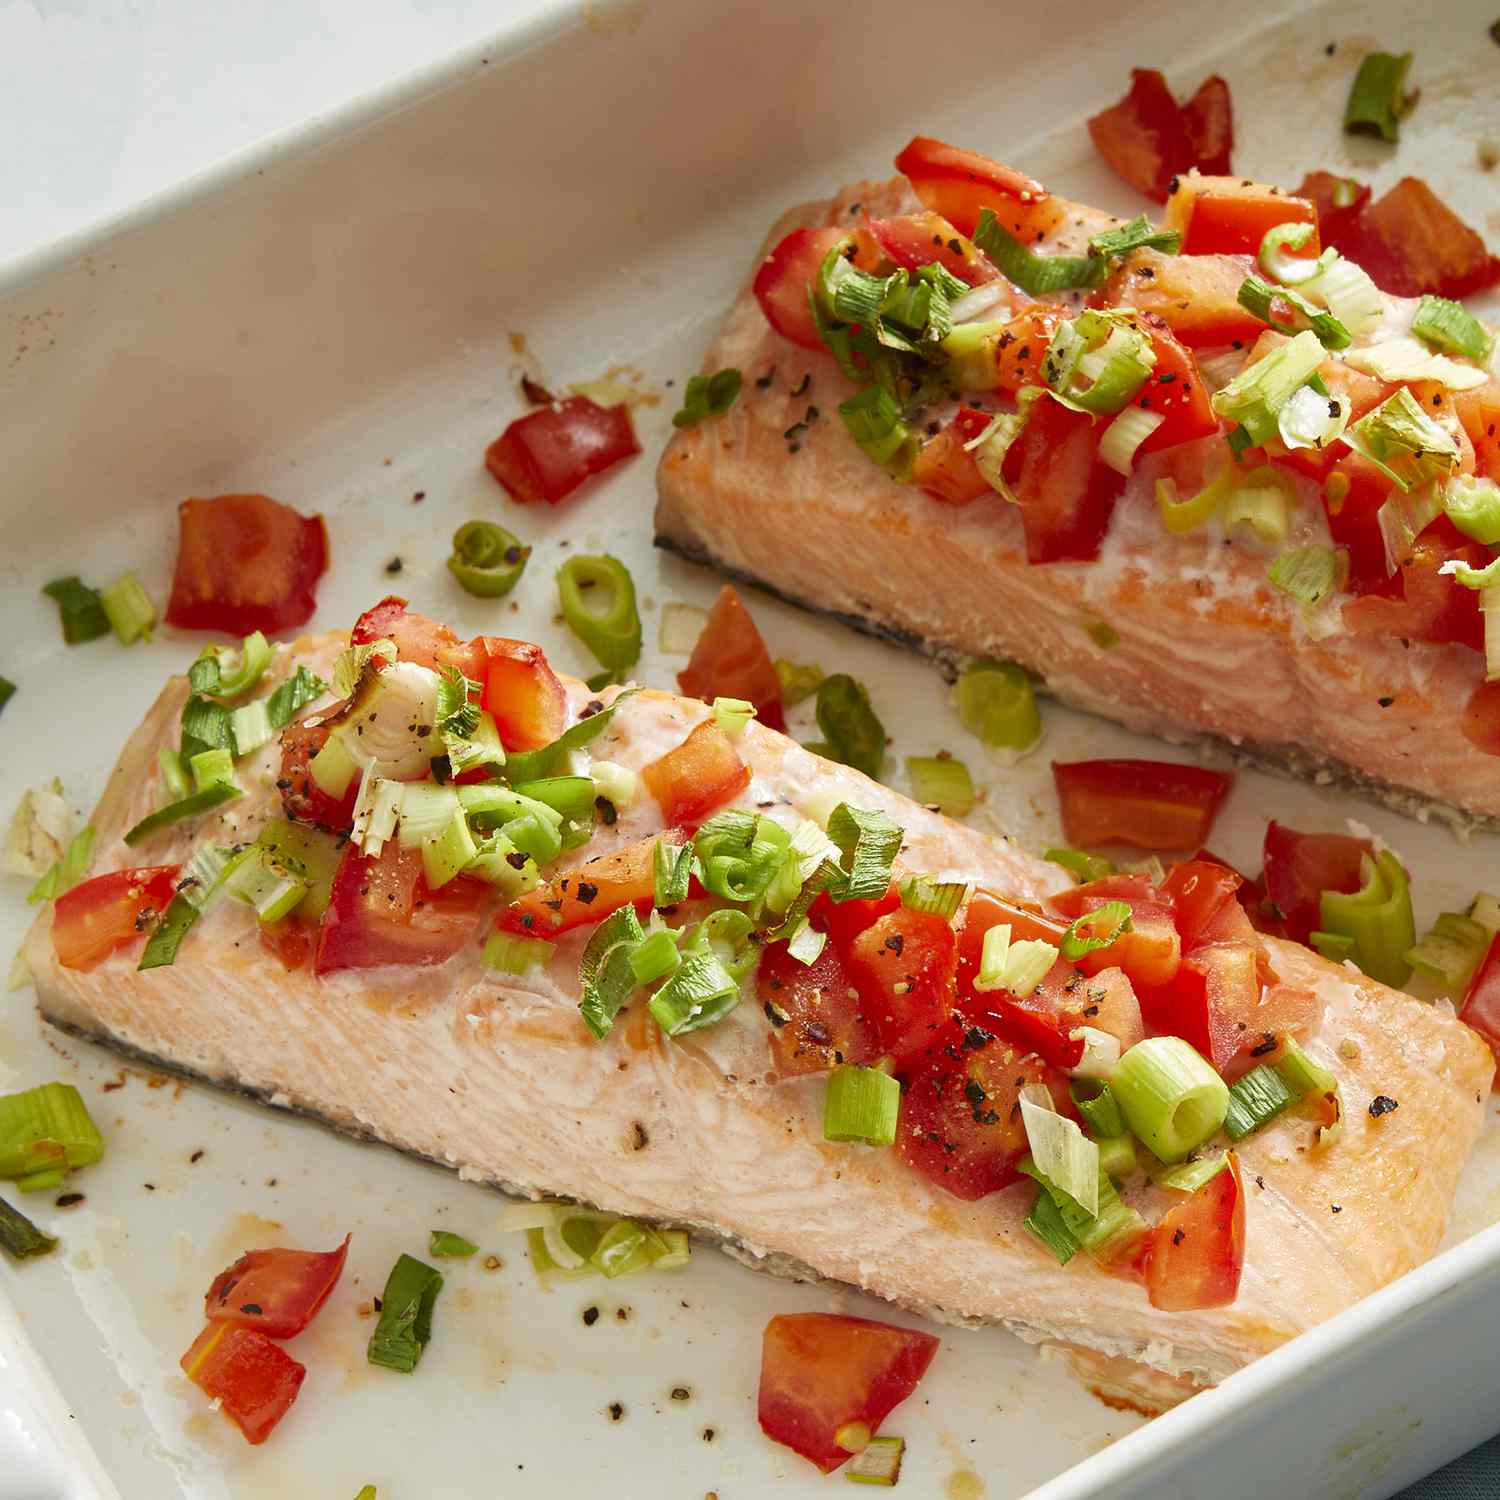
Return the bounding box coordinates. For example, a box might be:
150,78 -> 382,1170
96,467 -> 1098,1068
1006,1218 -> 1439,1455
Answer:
21,634 -> 1493,1397
654,175 -> 1500,827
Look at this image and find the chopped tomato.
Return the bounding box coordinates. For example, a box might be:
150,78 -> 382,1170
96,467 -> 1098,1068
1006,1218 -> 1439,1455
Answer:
1260,820 -> 1371,947
898,1047 -> 1071,1200
810,882 -> 902,950
1342,517 -> 1486,653
485,396 -> 640,506
752,226 -> 855,351
1002,395 -> 1125,564
1099,247 -> 1265,347
164,494 -> 328,637
1164,175 -> 1317,258
1127,314 -> 1219,454
1454,383 -> 1500,481
499,836 -> 662,938
1292,171 -> 1371,252
758,1312 -> 939,1473
1321,450 -> 1394,592
1268,362 -> 1389,485
844,907 -> 960,1072
1144,1152 -> 1245,1311
1087,69 -> 1195,202
759,937 -> 880,1076
1052,759 -> 1232,852
1049,880 -> 1182,989
1354,178 -> 1500,301
477,637 -> 568,750
277,710 -> 357,830
865,211 -> 1001,287
1139,941 -> 1257,1070
259,916 -> 314,972
314,841 -> 485,974
677,585 -> 785,732
350,596 -> 478,675
893,136 -> 1061,241
1463,680 -> 1500,758
53,866 -> 181,971
1460,935 -> 1500,1080
205,1236 -> 350,1339
1180,76 -> 1234,175
913,406 -> 992,506
1229,983 -> 1322,1075
640,718 -> 749,827
181,1323 -> 306,1445
990,306 -> 1069,396
1158,859 -> 1243,947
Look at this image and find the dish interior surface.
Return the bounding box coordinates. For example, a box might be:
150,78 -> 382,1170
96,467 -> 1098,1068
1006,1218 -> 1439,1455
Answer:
2,0 -> 1500,1495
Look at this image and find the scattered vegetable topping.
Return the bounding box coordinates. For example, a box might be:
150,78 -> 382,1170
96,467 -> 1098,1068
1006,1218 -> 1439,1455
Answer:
42,576 -> 110,645
485,395 -> 640,506
181,1322 -> 306,1445
204,1237 -> 350,1339
1343,51 -> 1416,142
814,674 -> 887,778
1052,759 -> 1232,851
556,554 -> 642,683
0,1195 -> 57,1261
368,1253 -> 444,1374
955,660 -> 1040,751
673,368 -> 743,427
0,1082 -> 104,1193
1087,69 -> 1234,202
429,1230 -> 479,1258
905,755 -> 974,816
678,585 -> 786,732
447,521 -> 531,598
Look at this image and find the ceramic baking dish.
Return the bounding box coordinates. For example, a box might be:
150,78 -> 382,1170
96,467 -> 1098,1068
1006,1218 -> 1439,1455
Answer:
2,0 -> 1498,1494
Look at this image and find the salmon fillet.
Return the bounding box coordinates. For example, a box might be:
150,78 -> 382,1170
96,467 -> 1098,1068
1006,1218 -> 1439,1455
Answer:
654,175 -> 1500,828
21,633 -> 1493,1396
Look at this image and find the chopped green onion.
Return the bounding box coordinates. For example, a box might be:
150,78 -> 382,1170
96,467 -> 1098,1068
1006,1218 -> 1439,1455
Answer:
1237,273 -> 1351,350
266,663 -> 328,735
197,632 -> 274,699
847,1434 -> 906,1486
123,783 -> 239,847
1098,407 -> 1164,475
955,659 -> 1040,751
1299,254 -> 1385,338
448,521 -> 531,598
1044,847 -> 1116,883
1095,1131 -> 1137,1181
823,1065 -> 901,1147
1221,466 -> 1292,545
556,555 -> 641,680
1319,849 -> 1414,987
712,696 -> 757,738
500,688 -> 637,782
825,803 -> 902,903
1257,221 -> 1322,285
429,1230 -> 478,1258
961,397 -> 1037,498
973,923 -> 1058,998
1440,476 -> 1500,547
972,209 -> 1103,295
257,820 -> 341,917
1154,467 -> 1234,534
395,783 -> 461,848
481,930 -> 555,974
137,845 -> 236,970
774,659 -> 823,706
0,676 -> 13,716
1343,335 -> 1488,391
1310,929 -> 1358,963
421,811 -> 477,890
1071,1080 -> 1126,1142
224,846 -> 307,923
1224,1062 -> 1296,1139
814,674 -> 887,779
180,693 -> 233,760
1411,295 -> 1492,362
590,1218 -> 667,1278
157,748 -> 191,799
26,825 -> 95,905
0,1196 -> 57,1261
654,838 -> 693,908
1278,382 -> 1350,451
1150,1152 -> 1229,1194
1020,1090 -> 1099,1216
1112,1037 -> 1228,1164
648,951 -> 740,1036
435,667 -> 481,742
0,1082 -> 104,1181
1470,892 -> 1500,939
1023,1184 -> 1079,1264
578,905 -> 646,1038
99,572 -> 156,645
510,775 -> 596,823
1406,910 -> 1491,993
368,1254 -> 443,1374
42,576 -> 109,644
1343,50 -> 1415,141
1346,387 -> 1462,492
786,919 -> 827,965
229,698 -> 273,758
332,638 -> 396,698
1088,215 -> 1181,265
838,386 -> 916,479
1211,329 -> 1325,446
1045,313 -> 1157,415
898,875 -> 968,919
1059,901 -> 1133,961
1019,1156 -> 1145,1263
3,779 -> 71,881
629,928 -> 683,985
448,710 -> 506,777
355,1488 -> 377,1500
1268,545 -> 1339,607
672,367 -> 743,428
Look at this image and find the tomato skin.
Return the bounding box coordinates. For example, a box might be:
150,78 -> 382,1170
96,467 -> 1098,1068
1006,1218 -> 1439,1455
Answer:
259,916 -> 314,972
1144,1152 -> 1246,1311
1354,178 -> 1500,300
477,637 -> 568,750
314,842 -> 485,974
810,883 -> 902,950
1180,75 -> 1234,175
485,396 -> 639,506
1158,859 -> 1242,947
499,836 -> 661,938
1129,314 -> 1219,454
1087,68 -> 1194,203
760,937 -> 881,1076
1002,395 -> 1125,564
206,1236 -> 350,1339
913,406 -> 993,506
1165,175 -> 1318,258
758,1312 -> 939,1473
1100,248 -> 1265,347
277,710 -> 357,830
844,908 -> 960,1072
677,585 -> 785,733
165,494 -> 328,637
1342,518 -> 1486,653
894,136 -> 1060,241
181,1323 -> 306,1445
1464,680 -> 1500,758
350,595 -> 477,675
1260,820 -> 1371,947
1293,171 -> 1371,252
641,719 -> 749,828
1460,935 -> 1500,1083
752,227 -> 851,351
1137,941 -> 1256,1071
1052,759 -> 1233,852
865,212 -> 1001,287
53,866 -> 181,971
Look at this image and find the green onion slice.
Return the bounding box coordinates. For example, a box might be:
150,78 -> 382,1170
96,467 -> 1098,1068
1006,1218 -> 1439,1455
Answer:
1278,383 -> 1350,452
1111,1037 -> 1229,1164
823,1065 -> 900,1147
825,803 -> 902,903
1405,910 -> 1490,993
1019,1155 -> 1145,1263
578,905 -> 646,1038
1346,387 -> 1461,492
1268,545 -> 1339,608
672,368 -> 743,428
368,1254 -> 443,1374
0,1082 -> 104,1181
955,659 -> 1040,751
1044,847 -> 1116,884
1059,901 -> 1133,961
648,951 -> 740,1036
973,209 -> 1103,296
1019,1090 -> 1099,1216
99,572 -> 156,645
838,386 -> 916,480
814,674 -> 887,779
1441,476 -> 1500,548
448,521 -> 531,598
1237,272 -> 1351,350
1343,336 -> 1488,392
1023,1184 -> 1079,1265
712,696 -> 757,738
1211,329 -> 1325,447
194,631 -> 274,699
1257,221 -> 1322,286
1150,1152 -> 1229,1194
1088,215 -> 1181,265
42,576 -> 110,645
0,676 -> 14,717
27,825 -> 95,906
123,783 -> 240,847
499,688 -> 635,782
898,874 -> 968,919
1319,849 -> 1415,988
1343,50 -> 1416,142
654,838 -> 694,908
556,555 -> 641,680
847,1433 -> 906,1487
1224,1064 -> 1296,1139
0,1195 -> 57,1261
973,923 -> 1057,998
774,658 -> 823,707
428,1230 -> 478,1258
1410,295 -> 1493,362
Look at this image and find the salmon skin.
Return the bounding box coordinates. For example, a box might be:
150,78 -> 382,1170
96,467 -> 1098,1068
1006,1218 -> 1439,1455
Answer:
22,632 -> 1493,1402
654,174 -> 1500,830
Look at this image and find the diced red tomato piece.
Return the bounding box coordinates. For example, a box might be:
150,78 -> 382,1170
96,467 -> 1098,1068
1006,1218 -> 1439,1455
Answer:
1099,248 -> 1265,347
277,710 -> 357,830
485,396 -> 639,506
759,936 -> 881,1076
758,1312 -> 939,1473
1260,820 -> 1371,947
165,494 -> 328,637
350,596 -> 479,675
1001,395 -> 1125,564
1342,517 -> 1486,653
752,226 -> 853,351
1321,450 -> 1395,592
810,883 -> 902,951
989,306 -> 1068,396
865,211 -> 1001,287
640,719 -> 749,827
1158,859 -> 1242,947
913,406 -> 993,506
1354,178 -> 1500,301
1227,983 -> 1322,1076
1463,680 -> 1500,758
477,637 -> 568,750
181,1323 -> 306,1445
676,584 -> 785,732
1087,69 -> 1196,203
205,1236 -> 350,1339
258,915 -> 314,971
898,1048 -> 1071,1201
1048,883 -> 1182,989
1181,76 -> 1234,175
314,842 -> 485,974
499,836 -> 662,938
1137,941 -> 1256,1070
1263,345 -> 1389,484
1164,175 -> 1317,258
1144,1152 -> 1246,1311
1292,171 -> 1371,253
53,866 -> 181,971
1127,313 -> 1219,454
844,908 -> 960,1072
1454,383 -> 1500,481
1460,935 -> 1500,1082
894,136 -> 1062,241
1052,759 -> 1232,852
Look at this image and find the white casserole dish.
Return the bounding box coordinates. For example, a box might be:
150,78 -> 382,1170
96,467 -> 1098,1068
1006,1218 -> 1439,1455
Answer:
1,0 -> 1498,1495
